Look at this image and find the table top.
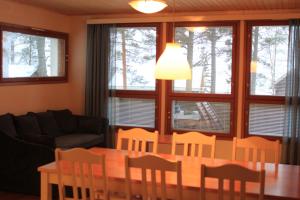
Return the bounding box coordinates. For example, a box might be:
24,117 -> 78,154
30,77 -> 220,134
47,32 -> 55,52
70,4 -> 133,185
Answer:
38,147 -> 300,199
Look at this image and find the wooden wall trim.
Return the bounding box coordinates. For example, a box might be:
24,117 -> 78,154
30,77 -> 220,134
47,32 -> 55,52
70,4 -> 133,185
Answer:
87,9 -> 300,24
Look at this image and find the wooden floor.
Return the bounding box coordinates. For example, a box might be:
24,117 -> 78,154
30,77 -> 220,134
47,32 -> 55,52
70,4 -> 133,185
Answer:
0,191 -> 125,200
0,192 -> 39,200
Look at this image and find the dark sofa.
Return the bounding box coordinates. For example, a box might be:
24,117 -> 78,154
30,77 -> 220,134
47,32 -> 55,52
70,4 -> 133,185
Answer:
0,109 -> 108,195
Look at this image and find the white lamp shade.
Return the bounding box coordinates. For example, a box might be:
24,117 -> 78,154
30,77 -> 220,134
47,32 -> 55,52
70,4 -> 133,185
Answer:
155,43 -> 192,80
129,0 -> 167,14
251,60 -> 257,73
186,26 -> 207,32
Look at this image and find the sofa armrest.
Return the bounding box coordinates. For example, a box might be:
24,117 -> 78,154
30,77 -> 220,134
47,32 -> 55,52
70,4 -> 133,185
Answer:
0,131 -> 54,195
0,131 -> 54,165
75,115 -> 109,135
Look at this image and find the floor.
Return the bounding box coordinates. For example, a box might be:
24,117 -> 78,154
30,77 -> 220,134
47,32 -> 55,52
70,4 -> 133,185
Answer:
0,192 -> 39,200
0,191 -> 127,200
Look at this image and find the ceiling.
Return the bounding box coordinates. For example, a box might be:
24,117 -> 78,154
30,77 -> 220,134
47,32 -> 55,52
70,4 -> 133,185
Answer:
7,0 -> 300,15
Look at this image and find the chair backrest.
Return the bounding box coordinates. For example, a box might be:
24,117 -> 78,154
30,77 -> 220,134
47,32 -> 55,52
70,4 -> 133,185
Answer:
232,136 -> 280,171
171,132 -> 216,158
125,155 -> 182,200
201,164 -> 265,200
55,148 -> 108,200
116,128 -> 159,153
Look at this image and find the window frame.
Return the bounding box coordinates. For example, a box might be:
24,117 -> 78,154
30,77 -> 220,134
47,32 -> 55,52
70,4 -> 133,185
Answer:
165,21 -> 239,139
243,20 -> 288,140
109,23 -> 162,132
0,22 -> 69,84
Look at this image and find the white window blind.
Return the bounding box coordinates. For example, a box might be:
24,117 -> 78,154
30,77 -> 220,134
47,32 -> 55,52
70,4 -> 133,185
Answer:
109,97 -> 155,128
249,103 -> 285,136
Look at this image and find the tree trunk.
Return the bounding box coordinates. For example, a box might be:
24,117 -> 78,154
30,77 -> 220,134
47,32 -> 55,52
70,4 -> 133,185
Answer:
31,37 -> 47,77
186,31 -> 194,91
200,66 -> 208,92
2,34 -> 9,77
29,37 -> 33,66
271,29 -> 278,95
251,26 -> 259,94
121,29 -> 127,89
210,29 -> 217,93
10,40 -> 14,64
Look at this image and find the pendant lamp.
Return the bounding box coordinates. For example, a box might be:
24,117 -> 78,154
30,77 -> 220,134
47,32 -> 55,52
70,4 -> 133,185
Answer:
129,0 -> 167,14
154,0 -> 191,80
155,43 -> 191,80
186,26 -> 207,32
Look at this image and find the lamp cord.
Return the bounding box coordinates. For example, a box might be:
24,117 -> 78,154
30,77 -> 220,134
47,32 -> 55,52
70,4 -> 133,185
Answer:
172,0 -> 176,43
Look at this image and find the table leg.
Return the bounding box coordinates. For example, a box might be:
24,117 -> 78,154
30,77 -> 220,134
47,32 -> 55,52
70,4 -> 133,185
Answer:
41,172 -> 52,200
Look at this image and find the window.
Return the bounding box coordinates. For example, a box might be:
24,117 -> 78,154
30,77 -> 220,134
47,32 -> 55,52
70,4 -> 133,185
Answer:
166,22 -> 238,137
109,24 -> 161,129
0,23 -> 68,83
245,21 -> 289,138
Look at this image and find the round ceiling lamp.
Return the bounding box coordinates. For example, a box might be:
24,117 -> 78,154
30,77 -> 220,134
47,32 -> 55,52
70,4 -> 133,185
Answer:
129,0 -> 168,14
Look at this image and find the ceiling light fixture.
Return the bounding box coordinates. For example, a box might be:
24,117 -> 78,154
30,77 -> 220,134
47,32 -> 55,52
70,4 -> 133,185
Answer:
154,0 -> 191,80
129,0 -> 168,14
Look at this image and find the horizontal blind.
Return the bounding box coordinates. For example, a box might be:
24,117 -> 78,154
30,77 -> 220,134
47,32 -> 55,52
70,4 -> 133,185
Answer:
109,97 -> 155,128
249,103 -> 285,136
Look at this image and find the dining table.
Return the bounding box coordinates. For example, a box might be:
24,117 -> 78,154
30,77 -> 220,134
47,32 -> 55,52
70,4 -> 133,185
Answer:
38,147 -> 300,200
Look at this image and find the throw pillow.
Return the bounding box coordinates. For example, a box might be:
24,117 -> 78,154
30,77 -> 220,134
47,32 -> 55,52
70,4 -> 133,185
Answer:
77,116 -> 102,134
47,109 -> 77,134
28,112 -> 62,137
0,113 -> 17,137
14,114 -> 42,136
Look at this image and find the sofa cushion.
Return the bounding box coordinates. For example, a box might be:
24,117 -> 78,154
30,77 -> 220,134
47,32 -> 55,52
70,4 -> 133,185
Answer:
14,114 -> 42,136
22,134 -> 55,148
48,109 -> 77,134
28,112 -> 62,137
55,133 -> 104,149
77,116 -> 102,134
0,113 -> 17,137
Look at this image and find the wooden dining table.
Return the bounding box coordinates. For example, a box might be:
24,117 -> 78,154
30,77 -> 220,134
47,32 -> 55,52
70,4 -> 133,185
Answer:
38,147 -> 300,200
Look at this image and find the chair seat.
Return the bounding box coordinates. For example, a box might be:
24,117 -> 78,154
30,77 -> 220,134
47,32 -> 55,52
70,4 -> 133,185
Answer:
55,133 -> 103,148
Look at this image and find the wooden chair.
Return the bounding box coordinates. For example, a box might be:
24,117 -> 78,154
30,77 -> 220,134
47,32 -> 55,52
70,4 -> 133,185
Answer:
55,148 -> 108,200
232,136 -> 280,171
125,155 -> 182,200
116,128 -> 159,153
171,132 -> 216,158
201,164 -> 265,200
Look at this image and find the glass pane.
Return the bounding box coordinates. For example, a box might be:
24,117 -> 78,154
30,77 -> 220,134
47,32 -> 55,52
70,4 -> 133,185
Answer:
2,31 -> 65,78
172,101 -> 231,133
110,27 -> 156,91
249,104 -> 285,136
174,26 -> 233,94
109,97 -> 155,128
250,25 -> 289,96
